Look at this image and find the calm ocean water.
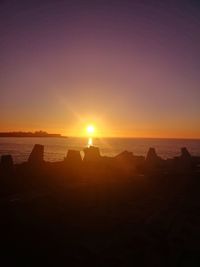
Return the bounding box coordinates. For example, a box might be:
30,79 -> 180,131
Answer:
0,137 -> 200,163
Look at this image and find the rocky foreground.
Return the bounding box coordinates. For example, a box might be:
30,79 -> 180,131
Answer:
0,145 -> 200,266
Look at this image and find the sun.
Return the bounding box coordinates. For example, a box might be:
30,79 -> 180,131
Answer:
86,125 -> 95,135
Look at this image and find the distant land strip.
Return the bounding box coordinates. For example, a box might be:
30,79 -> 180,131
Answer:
0,131 -> 67,138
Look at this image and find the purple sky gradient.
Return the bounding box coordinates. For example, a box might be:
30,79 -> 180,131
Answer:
1,0 -> 200,137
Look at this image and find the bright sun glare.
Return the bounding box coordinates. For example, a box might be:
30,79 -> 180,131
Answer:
86,125 -> 95,135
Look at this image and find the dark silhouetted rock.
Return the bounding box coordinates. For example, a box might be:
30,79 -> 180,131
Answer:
115,150 -> 134,161
145,147 -> 163,170
114,151 -> 135,174
1,155 -> 14,170
181,147 -> 191,159
146,148 -> 159,162
83,146 -> 101,162
28,144 -> 44,164
64,150 -> 82,165
134,155 -> 145,172
179,147 -> 192,170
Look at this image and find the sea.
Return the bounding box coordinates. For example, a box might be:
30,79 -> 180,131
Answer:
0,137 -> 200,164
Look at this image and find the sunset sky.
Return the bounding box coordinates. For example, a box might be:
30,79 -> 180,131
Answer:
1,0 -> 200,138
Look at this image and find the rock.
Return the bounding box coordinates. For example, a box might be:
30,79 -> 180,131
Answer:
64,150 -> 82,165
114,150 -> 135,173
115,150 -> 134,161
83,146 -> 101,162
28,144 -> 44,164
179,147 -> 192,170
1,155 -> 14,170
145,147 -> 163,170
181,147 -> 191,159
146,148 -> 159,162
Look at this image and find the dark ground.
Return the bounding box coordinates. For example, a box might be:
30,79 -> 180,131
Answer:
1,164 -> 200,267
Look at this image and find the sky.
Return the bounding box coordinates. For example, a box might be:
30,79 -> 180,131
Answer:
1,0 -> 200,138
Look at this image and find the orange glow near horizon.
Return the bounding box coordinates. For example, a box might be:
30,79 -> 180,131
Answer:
1,81 -> 199,140
1,125 -> 200,140
1,114 -> 200,139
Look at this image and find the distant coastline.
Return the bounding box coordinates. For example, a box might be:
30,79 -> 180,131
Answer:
0,131 -> 67,138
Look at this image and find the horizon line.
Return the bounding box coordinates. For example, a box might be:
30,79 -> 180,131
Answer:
1,131 -> 199,140
68,136 -> 200,140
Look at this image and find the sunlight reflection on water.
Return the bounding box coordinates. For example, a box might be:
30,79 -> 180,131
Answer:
88,137 -> 93,147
